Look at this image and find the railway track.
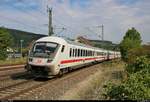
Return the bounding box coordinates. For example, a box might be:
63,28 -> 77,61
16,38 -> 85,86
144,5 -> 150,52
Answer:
0,79 -> 35,99
0,62 -> 101,100
0,66 -> 26,82
0,71 -> 28,81
0,65 -> 25,71
0,70 -> 38,99
0,77 -> 55,100
14,63 -> 101,100
0,76 -> 14,82
0,60 -> 113,100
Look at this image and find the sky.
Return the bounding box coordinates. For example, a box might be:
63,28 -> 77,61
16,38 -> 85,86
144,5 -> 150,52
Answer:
0,0 -> 149,44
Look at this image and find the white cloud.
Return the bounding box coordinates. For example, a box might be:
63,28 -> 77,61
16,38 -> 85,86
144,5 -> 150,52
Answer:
0,0 -> 150,43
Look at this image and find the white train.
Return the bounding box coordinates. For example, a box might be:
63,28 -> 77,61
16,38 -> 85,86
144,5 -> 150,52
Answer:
25,36 -> 121,77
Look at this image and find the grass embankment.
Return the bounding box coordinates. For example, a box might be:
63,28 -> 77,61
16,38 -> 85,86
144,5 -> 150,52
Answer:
60,59 -> 126,100
0,57 -> 27,66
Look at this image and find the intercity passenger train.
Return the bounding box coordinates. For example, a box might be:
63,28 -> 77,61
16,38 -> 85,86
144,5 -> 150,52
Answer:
25,36 -> 121,77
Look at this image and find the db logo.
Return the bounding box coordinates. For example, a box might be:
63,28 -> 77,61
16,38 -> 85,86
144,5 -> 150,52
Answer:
37,59 -> 42,63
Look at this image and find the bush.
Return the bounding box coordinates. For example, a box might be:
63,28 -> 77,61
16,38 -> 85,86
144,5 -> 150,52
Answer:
126,56 -> 150,74
0,28 -> 14,60
104,56 -> 150,100
104,69 -> 150,100
0,49 -> 7,60
127,45 -> 150,64
104,82 -> 127,100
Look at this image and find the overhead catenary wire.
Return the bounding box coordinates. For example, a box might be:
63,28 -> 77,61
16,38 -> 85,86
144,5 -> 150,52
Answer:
0,14 -> 47,33
12,0 -> 65,27
9,4 -> 48,23
0,1 -> 49,33
0,0 -> 75,36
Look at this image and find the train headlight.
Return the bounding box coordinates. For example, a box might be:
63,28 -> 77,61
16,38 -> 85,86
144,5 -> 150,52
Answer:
29,58 -> 33,62
47,59 -> 53,63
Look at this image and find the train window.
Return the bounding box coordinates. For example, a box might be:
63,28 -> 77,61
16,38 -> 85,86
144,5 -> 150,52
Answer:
32,42 -> 58,58
61,45 -> 65,52
90,51 -> 92,56
78,49 -> 80,57
70,48 -> 72,57
83,50 -> 85,56
72,49 -> 74,57
75,49 -> 77,57
74,49 -> 76,57
87,50 -> 88,56
81,49 -> 83,57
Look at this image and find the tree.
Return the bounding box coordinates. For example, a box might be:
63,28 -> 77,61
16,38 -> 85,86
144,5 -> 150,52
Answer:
120,27 -> 142,62
0,27 -> 14,60
127,45 -> 150,64
22,48 -> 29,57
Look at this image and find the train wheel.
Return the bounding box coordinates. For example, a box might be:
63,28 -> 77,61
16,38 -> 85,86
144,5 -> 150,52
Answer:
57,69 -> 63,78
68,67 -> 72,72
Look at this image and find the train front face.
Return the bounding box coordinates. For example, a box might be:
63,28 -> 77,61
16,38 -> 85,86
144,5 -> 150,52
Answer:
26,41 -> 59,77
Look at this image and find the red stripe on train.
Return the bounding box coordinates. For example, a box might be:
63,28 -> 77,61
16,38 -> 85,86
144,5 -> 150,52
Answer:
60,56 -> 106,64
85,58 -> 96,60
60,59 -> 83,64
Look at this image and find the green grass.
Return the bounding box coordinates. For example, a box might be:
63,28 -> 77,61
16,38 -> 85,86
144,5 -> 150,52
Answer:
0,57 -> 27,66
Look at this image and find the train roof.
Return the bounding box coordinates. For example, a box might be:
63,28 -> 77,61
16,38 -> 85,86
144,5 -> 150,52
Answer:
62,37 -> 106,51
36,36 -> 108,51
36,36 -> 67,44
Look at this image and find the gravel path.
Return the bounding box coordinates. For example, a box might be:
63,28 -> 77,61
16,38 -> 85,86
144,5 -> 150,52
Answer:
0,68 -> 25,77
0,65 -> 25,68
13,63 -> 102,100
0,71 -> 32,89
0,60 -> 123,100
